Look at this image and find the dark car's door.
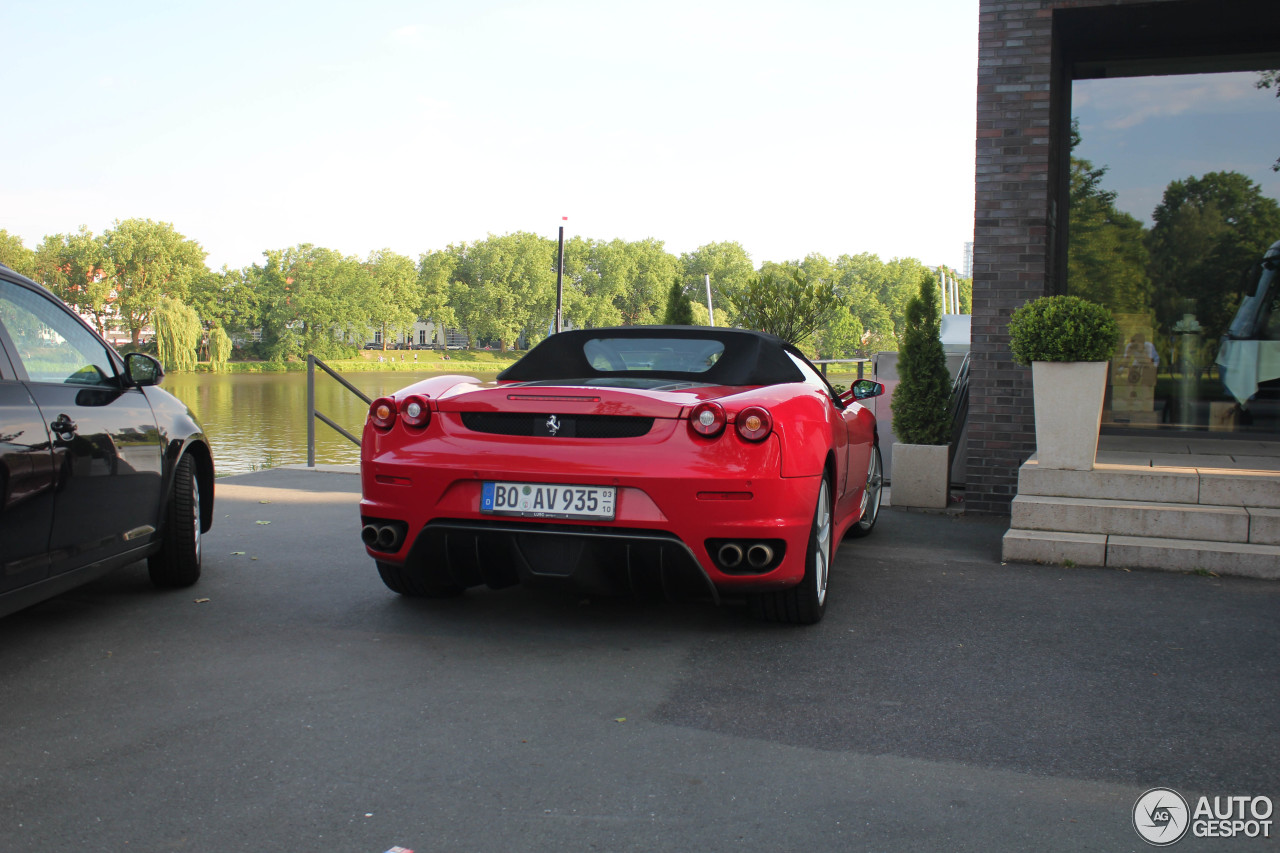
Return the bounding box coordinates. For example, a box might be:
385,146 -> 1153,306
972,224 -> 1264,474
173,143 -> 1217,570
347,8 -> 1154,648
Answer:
0,277 -> 164,576
0,325 -> 57,591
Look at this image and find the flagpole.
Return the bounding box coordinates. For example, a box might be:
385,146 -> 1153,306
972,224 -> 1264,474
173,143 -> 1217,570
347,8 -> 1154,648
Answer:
555,217 -> 567,334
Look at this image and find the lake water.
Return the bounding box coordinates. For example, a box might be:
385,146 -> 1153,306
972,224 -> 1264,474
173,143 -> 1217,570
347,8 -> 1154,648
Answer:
162,370 -> 451,475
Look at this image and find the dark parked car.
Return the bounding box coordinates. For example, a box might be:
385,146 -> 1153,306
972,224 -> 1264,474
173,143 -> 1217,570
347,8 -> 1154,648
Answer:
0,264 -> 214,618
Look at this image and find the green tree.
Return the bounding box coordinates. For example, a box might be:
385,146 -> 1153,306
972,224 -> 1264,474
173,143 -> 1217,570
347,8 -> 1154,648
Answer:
451,232 -> 556,350
0,230 -> 34,277
834,253 -> 896,352
602,238 -> 680,326
882,257 -> 933,343
1067,122 -> 1153,315
727,265 -> 838,346
102,219 -> 208,346
1068,161 -> 1152,314
418,249 -> 460,346
31,227 -> 116,335
680,241 -> 755,326
189,265 -> 262,341
892,271 -> 951,445
367,249 -> 420,348
255,244 -> 368,361
814,304 -> 864,359
566,237 -> 624,329
1146,171 -> 1280,343
153,296 -> 202,372
663,277 -> 696,325
786,253 -> 864,357
208,323 -> 233,371
957,274 -> 973,314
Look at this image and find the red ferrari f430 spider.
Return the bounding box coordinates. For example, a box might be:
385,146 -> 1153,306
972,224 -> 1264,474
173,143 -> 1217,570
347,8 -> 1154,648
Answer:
359,327 -> 884,624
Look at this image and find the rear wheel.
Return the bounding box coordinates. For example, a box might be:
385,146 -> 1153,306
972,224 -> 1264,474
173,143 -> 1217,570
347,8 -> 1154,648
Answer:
846,443 -> 884,539
148,454 -> 202,588
376,561 -> 464,598
748,474 -> 831,625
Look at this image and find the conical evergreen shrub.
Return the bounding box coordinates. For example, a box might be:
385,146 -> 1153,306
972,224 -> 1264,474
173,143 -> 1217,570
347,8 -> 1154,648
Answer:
892,271 -> 952,445
663,277 -> 695,325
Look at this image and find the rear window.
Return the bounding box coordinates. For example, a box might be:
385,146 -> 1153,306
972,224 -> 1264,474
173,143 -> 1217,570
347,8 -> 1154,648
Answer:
583,337 -> 725,373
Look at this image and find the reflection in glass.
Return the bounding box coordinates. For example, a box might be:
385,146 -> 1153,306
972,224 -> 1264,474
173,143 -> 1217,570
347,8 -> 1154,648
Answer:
1069,71 -> 1280,435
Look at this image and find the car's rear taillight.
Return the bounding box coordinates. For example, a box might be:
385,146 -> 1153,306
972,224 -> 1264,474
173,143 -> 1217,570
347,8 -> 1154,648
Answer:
400,394 -> 431,428
370,397 -> 397,430
735,406 -> 772,441
689,401 -> 727,437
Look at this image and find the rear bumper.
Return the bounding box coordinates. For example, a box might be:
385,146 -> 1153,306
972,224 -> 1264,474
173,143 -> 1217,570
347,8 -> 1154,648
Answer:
359,422 -> 820,595
399,518 -> 722,602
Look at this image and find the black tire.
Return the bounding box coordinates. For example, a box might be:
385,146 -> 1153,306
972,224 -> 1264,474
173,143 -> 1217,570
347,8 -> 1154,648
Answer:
376,560 -> 464,598
748,474 -> 832,625
148,454 -> 202,588
845,443 -> 884,539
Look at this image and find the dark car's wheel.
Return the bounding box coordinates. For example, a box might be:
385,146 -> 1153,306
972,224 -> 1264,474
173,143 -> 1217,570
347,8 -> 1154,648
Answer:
749,474 -> 831,625
846,443 -> 883,539
376,561 -> 464,598
148,454 -> 202,588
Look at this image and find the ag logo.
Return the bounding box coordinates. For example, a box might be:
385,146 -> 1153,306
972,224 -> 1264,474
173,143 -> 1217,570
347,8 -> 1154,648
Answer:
1134,788 -> 1190,846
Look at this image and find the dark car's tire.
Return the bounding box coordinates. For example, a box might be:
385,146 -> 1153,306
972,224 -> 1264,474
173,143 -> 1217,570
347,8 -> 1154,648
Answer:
148,454 -> 202,588
376,561 -> 464,598
749,474 -> 831,625
846,443 -> 884,539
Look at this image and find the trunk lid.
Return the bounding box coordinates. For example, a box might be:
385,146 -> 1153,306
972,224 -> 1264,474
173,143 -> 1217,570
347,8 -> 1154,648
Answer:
433,380 -> 745,419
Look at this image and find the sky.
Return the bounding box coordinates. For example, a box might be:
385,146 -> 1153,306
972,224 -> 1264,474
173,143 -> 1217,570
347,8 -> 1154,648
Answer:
1073,72 -> 1280,226
0,0 -> 981,274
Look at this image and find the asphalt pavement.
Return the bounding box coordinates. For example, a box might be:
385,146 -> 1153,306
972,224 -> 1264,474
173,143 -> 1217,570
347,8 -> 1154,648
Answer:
1,468 -> 1276,852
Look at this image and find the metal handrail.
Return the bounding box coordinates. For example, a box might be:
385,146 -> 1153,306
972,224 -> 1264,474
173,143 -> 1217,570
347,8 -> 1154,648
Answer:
811,358 -> 870,380
307,354 -> 371,466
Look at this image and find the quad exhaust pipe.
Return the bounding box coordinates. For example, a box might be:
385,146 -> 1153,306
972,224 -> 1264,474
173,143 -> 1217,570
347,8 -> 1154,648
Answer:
746,543 -> 774,569
362,523 -> 405,553
717,543 -> 744,569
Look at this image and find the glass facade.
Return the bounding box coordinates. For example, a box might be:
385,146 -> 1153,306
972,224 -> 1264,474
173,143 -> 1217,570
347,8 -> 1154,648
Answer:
1069,71 -> 1280,436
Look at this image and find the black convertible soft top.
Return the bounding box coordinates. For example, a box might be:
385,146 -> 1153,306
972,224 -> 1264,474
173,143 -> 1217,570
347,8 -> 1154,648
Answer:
498,326 -> 807,387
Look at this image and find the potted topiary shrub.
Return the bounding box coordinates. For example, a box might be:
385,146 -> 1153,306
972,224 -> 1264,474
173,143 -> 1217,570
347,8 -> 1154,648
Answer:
1008,295 -> 1118,471
890,271 -> 953,508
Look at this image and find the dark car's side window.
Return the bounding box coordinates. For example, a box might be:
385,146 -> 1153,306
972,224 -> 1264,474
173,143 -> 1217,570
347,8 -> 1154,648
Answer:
0,280 -> 118,387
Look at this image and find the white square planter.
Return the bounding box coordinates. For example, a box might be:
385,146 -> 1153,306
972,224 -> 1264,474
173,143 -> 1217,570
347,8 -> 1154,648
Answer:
1031,361 -> 1108,471
890,443 -> 950,509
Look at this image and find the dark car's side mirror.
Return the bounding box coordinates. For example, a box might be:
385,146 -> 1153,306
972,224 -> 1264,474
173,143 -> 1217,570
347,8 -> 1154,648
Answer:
841,379 -> 884,402
124,352 -> 165,387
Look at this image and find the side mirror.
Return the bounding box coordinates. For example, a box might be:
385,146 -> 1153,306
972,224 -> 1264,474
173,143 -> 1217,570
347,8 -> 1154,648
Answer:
124,352 -> 165,387
842,379 -> 884,401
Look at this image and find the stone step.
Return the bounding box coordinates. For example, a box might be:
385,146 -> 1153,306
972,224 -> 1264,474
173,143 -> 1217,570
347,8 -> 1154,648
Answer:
1003,528 -> 1280,581
1011,494 -> 1257,543
1019,458 -> 1280,508
1002,528 -> 1105,567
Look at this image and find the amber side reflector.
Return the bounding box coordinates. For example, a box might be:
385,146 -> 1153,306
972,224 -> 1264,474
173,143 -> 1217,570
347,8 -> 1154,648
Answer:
696,491 -> 753,501
375,475 -> 412,486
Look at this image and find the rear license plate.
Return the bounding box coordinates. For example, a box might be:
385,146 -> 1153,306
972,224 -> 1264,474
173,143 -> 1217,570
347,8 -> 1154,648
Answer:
481,482 -> 616,520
